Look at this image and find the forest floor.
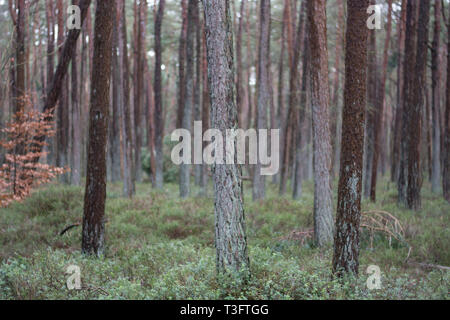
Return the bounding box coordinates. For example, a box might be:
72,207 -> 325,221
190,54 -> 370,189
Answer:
0,178 -> 448,300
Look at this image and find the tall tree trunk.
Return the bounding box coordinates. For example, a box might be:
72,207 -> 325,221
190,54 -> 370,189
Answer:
392,0 -> 407,183
274,3 -> 286,185
444,1 -> 450,203
253,0 -> 271,201
236,0 -> 247,128
119,0 -> 133,197
133,0 -> 146,184
179,0 -> 196,199
33,0 -> 92,166
293,21 -> 309,200
193,1 -> 202,186
332,0 -> 369,276
82,0 -> 114,256
56,0 -> 70,182
431,0 -> 442,192
177,0 -> 188,129
307,0 -> 334,247
14,0 -> 26,114
331,0 -> 344,179
153,0 -> 165,190
279,0 -> 305,195
109,0 -> 122,183
398,0 -> 418,206
71,0 -> 81,186
199,17 -> 210,196
364,0 -> 377,199
399,0 -> 430,210
203,0 -> 250,278
370,0 -> 393,202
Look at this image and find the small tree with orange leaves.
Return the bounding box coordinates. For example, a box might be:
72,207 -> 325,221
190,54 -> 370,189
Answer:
0,109 -> 67,207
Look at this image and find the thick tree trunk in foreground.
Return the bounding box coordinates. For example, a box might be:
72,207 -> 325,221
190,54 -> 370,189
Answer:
443,4 -> 450,203
333,0 -> 368,276
253,0 -> 271,201
307,0 -> 334,246
180,0 -> 196,198
82,0 -> 113,256
153,0 -> 165,190
203,0 -> 250,277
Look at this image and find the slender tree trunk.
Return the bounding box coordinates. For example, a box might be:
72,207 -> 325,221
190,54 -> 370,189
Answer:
444,1 -> 450,203
398,0 -> 418,206
332,0 -> 368,276
153,0 -> 165,190
33,0 -> 92,165
56,0 -> 70,182
431,0 -> 442,192
200,18 -> 210,195
399,0 -> 430,210
331,0 -> 344,179
274,3 -> 286,185
193,1 -> 202,186
236,0 -> 247,128
392,0 -> 407,183
119,0 -> 133,197
179,0 -> 196,199
71,0 -> 81,186
279,0 -> 305,195
307,0 -> 334,247
109,0 -> 122,183
82,0 -> 114,256
293,22 -> 309,200
203,0 -> 250,278
370,0 -> 393,202
14,0 -> 26,114
253,0 -> 271,201
177,0 -> 188,129
364,0 -> 377,199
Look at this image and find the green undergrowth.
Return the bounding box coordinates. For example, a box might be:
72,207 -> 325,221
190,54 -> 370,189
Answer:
0,178 -> 448,300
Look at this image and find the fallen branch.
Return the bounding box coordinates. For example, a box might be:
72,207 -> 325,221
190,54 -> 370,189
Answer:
59,223 -> 80,236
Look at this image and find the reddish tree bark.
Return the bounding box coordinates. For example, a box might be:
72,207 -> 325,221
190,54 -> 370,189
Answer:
82,0 -> 114,256
333,0 -> 369,276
